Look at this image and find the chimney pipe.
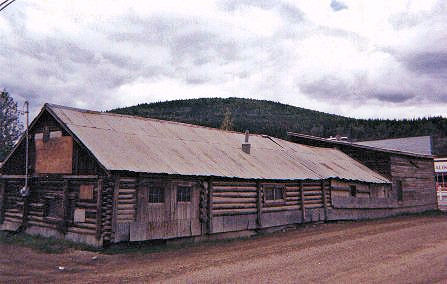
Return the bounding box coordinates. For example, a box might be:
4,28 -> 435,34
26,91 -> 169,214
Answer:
242,130 -> 251,154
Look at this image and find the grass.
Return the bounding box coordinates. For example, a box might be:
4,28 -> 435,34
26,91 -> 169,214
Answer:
0,231 -> 97,254
1,210 -> 445,255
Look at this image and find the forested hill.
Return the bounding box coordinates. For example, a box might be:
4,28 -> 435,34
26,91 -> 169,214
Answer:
110,97 -> 447,155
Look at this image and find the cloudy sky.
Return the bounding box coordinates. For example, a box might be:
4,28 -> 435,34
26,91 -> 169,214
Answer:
1,0 -> 447,119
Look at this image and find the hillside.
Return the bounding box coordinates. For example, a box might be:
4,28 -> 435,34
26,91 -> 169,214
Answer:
110,97 -> 447,156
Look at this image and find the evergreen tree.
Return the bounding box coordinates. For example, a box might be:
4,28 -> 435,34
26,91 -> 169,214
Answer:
0,90 -> 23,161
220,107 -> 233,131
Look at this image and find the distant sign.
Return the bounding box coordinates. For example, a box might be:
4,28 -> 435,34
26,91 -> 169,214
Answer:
435,161 -> 447,173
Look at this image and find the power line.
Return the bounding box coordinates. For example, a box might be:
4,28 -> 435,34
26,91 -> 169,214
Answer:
0,0 -> 16,13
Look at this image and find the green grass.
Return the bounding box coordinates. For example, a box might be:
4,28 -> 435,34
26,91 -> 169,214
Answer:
0,231 -> 97,254
1,210 -> 445,255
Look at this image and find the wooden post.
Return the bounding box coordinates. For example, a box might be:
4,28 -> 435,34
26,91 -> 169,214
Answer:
208,179 -> 213,234
62,179 -> 69,233
111,176 -> 120,241
300,180 -> 305,223
96,178 -> 103,240
0,180 -> 5,224
256,181 -> 262,227
21,181 -> 30,229
321,180 -> 328,221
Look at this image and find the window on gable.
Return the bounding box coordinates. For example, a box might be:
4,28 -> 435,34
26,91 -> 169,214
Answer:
148,187 -> 164,203
43,126 -> 50,143
264,186 -> 285,201
177,186 -> 191,202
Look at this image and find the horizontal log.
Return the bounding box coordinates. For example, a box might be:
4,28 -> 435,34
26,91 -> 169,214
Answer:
213,187 -> 257,193
212,208 -> 257,216
212,192 -> 257,198
117,209 -> 135,215
304,204 -> 323,209
119,178 -> 137,182
67,227 -> 96,235
213,197 -> 256,204
119,189 -> 136,194
72,223 -> 96,229
262,205 -> 300,212
212,182 -> 256,187
5,212 -> 22,218
118,194 -> 135,200
118,199 -> 136,204
117,204 -> 136,210
213,203 -> 257,210
76,202 -> 97,208
28,221 -> 57,229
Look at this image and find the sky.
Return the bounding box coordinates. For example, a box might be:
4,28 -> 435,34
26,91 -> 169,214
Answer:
1,0 -> 447,120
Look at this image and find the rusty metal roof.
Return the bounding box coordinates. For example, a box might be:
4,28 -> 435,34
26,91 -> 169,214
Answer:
47,104 -> 390,183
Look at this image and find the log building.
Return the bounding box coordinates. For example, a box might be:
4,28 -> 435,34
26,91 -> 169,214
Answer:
0,104 -> 437,247
288,133 -> 437,218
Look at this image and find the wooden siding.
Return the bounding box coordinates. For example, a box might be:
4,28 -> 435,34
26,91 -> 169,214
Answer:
122,178 -> 201,242
390,156 -> 437,206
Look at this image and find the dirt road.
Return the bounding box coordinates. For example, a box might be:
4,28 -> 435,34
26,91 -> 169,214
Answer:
1,215 -> 447,283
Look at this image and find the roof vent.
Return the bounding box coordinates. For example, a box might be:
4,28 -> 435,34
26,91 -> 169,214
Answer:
242,130 -> 251,154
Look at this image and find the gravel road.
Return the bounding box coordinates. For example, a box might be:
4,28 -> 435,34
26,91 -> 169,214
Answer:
1,214 -> 447,283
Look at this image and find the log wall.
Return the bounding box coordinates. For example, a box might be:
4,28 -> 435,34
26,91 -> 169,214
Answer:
0,176 -> 105,247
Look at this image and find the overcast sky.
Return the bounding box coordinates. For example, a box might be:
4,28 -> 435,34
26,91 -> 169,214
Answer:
1,0 -> 447,120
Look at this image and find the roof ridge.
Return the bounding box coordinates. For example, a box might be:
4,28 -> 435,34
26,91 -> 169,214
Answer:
46,103 -> 273,138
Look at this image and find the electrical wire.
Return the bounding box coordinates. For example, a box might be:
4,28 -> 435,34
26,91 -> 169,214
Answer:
0,0 -> 16,13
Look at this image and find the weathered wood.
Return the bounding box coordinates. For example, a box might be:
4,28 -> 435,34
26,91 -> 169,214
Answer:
213,197 -> 256,204
208,179 -> 213,233
0,180 -> 5,224
321,181 -> 328,221
62,179 -> 69,233
96,178 -> 103,240
262,205 -> 300,213
212,192 -> 257,198
213,203 -> 257,209
213,208 -> 257,216
112,176 -> 120,239
256,181 -> 262,227
300,181 -> 305,222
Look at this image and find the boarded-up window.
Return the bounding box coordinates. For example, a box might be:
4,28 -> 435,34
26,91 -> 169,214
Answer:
79,184 -> 94,200
264,186 -> 284,201
45,197 -> 64,219
35,135 -> 73,174
177,186 -> 191,202
148,187 -> 164,203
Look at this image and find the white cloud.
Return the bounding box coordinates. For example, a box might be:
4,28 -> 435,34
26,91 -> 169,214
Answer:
1,0 -> 446,120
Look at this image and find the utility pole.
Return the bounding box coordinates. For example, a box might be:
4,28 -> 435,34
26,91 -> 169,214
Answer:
19,101 -> 29,197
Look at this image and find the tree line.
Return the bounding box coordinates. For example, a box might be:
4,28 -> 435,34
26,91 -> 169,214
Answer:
111,97 -> 447,156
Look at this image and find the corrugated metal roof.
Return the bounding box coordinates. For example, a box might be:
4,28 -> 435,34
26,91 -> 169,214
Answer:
48,104 -> 390,183
288,132 -> 433,158
356,136 -> 432,156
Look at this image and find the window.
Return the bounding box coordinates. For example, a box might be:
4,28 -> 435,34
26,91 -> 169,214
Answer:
177,186 -> 191,202
43,126 -> 50,143
264,186 -> 285,201
350,185 -> 357,197
148,187 -> 164,203
79,184 -> 94,200
45,197 -> 64,219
